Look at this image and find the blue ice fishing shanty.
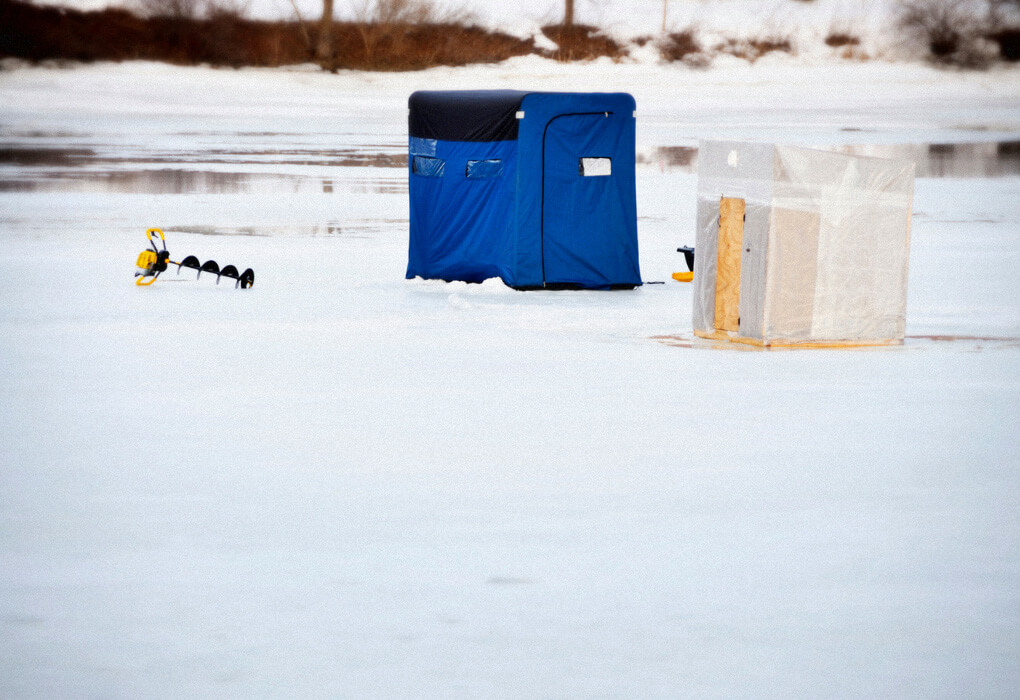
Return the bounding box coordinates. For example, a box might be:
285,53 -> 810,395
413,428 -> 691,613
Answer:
406,90 -> 641,289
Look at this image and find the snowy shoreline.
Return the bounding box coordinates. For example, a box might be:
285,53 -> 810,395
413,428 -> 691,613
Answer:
4,57 -> 1020,140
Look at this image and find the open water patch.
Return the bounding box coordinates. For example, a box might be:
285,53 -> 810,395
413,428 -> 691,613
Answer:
0,164 -> 406,195
0,136 -> 408,194
638,141 -> 1020,178
162,219 -> 408,238
3,138 -> 1018,194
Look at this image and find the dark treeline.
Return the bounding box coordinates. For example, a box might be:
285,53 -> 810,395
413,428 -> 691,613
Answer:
0,0 -> 579,70
4,0 -> 1016,71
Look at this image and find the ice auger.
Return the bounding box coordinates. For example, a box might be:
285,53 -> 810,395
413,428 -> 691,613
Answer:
672,246 -> 695,283
134,228 -> 254,288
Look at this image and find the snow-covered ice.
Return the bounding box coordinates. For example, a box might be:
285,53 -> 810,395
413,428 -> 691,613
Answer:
1,54 -> 1019,698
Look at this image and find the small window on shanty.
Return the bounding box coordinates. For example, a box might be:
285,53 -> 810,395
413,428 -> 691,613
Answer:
579,157 -> 612,177
412,156 -> 445,177
466,159 -> 503,179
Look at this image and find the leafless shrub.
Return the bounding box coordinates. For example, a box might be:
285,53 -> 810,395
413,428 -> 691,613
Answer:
354,0 -> 436,25
895,0 -> 993,67
344,0 -> 475,66
987,27 -> 1020,58
987,0 -> 1020,60
660,28 -> 702,62
715,34 -> 794,63
350,0 -> 426,65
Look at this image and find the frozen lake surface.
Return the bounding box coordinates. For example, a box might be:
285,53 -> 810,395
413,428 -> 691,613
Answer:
1,59 -> 1019,698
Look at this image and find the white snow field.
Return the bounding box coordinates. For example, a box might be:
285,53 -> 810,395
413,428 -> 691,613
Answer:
1,55 -> 1019,698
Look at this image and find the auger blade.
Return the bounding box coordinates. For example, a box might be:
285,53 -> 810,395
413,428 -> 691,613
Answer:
200,260 -> 220,281
220,265 -> 240,281
178,255 -> 201,276
238,268 -> 255,289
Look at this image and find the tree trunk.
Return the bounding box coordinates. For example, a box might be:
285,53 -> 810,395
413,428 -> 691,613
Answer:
316,0 -> 334,64
564,0 -> 574,27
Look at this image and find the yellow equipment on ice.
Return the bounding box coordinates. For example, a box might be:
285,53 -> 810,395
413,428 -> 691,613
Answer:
673,245 -> 695,282
134,228 -> 254,288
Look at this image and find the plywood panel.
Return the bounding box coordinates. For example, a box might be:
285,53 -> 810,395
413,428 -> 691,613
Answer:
765,207 -> 820,340
714,197 -> 745,332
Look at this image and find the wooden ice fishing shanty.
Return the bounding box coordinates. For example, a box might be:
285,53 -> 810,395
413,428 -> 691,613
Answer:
692,141 -> 916,347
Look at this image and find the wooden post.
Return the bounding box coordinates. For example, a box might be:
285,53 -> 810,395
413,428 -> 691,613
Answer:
715,197 -> 745,333
565,0 -> 574,27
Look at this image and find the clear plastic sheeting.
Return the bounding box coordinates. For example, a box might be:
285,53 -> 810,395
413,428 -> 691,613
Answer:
465,159 -> 503,179
409,137 -> 437,157
693,141 -> 915,347
411,155 -> 445,178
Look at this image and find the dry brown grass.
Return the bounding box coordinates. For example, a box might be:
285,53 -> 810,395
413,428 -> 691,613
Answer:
714,35 -> 794,63
328,21 -> 533,71
0,0 -> 311,65
4,0 -> 1016,71
825,30 -> 866,59
0,0 -> 532,69
824,32 -> 860,48
540,23 -> 623,62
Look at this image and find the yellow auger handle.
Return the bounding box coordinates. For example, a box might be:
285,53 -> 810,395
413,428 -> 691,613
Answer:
146,228 -> 165,248
135,274 -> 158,286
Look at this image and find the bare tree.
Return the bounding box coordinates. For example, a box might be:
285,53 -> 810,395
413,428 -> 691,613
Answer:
895,0 -> 991,65
316,0 -> 334,64
283,0 -> 313,52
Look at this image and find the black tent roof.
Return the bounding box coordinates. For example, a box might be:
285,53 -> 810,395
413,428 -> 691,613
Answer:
408,90 -> 529,142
